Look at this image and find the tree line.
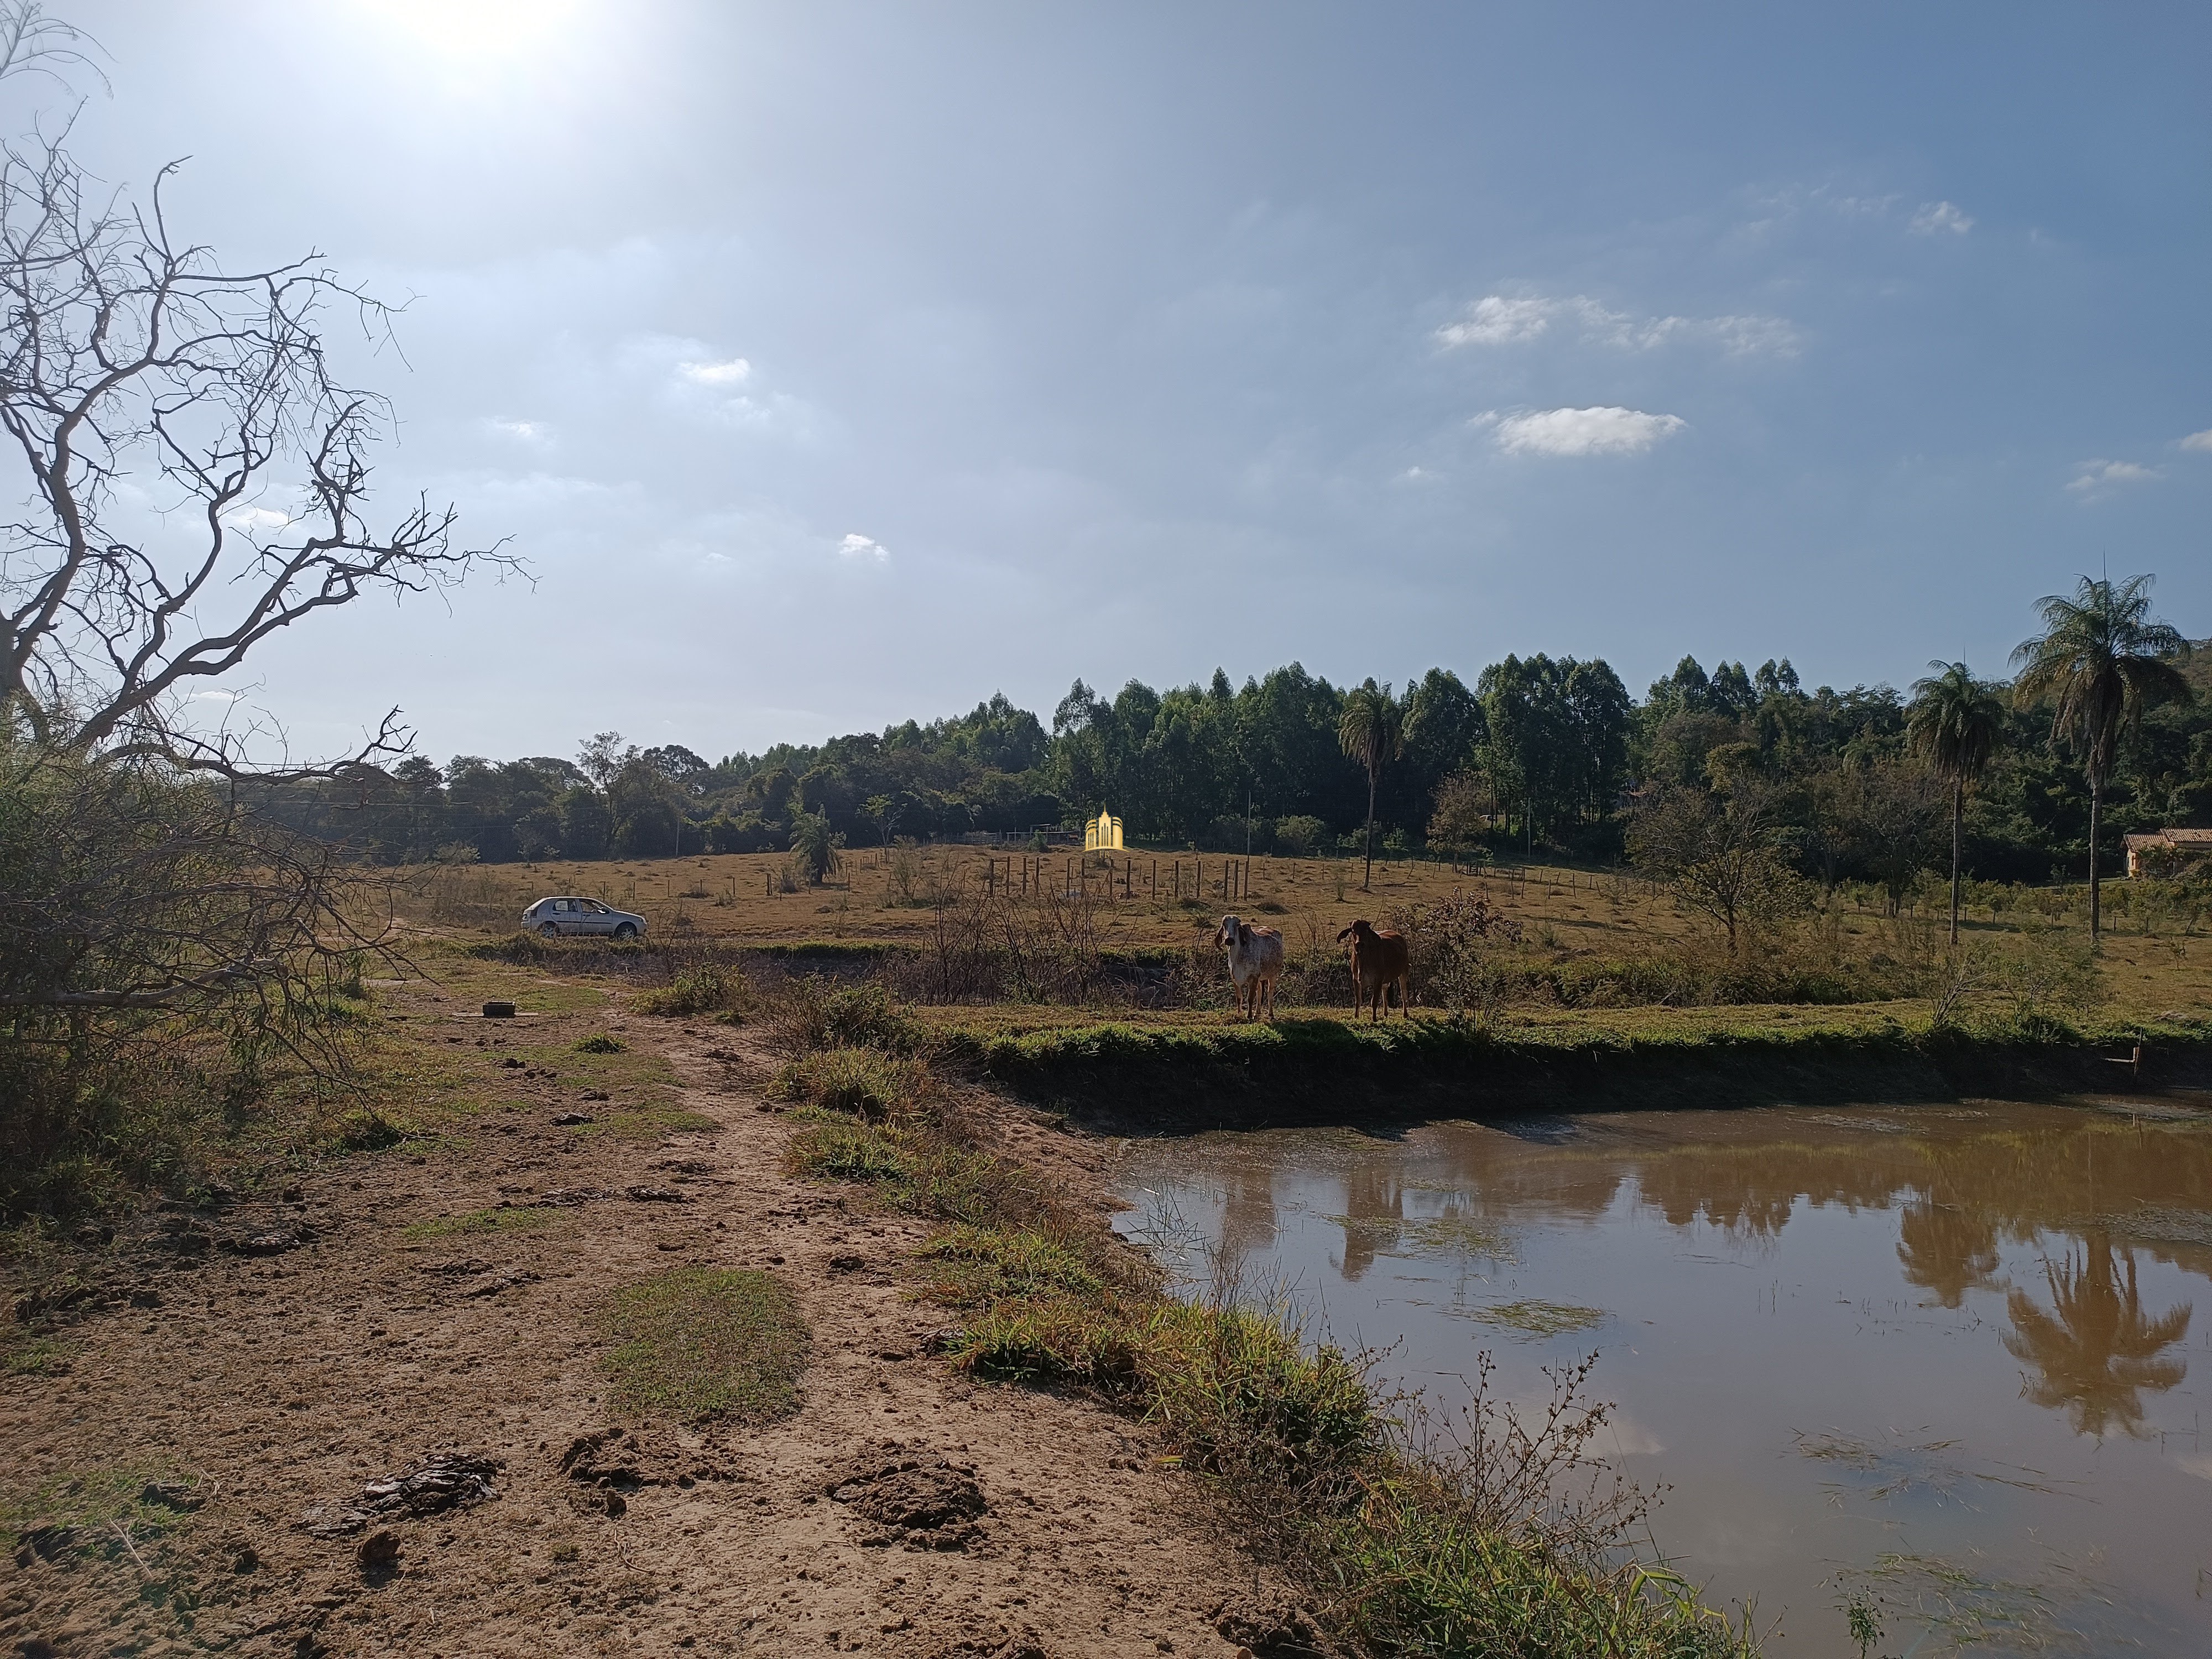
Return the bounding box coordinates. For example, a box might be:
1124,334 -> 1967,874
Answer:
253,587 -> 2209,926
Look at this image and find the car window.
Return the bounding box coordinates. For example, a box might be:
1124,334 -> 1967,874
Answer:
586,901 -> 608,913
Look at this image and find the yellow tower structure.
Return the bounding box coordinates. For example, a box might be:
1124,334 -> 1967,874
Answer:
1084,808 -> 1124,852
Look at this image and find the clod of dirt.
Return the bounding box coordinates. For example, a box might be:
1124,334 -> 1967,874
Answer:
499,1057 -> 524,1068
242,1232 -> 296,1255
13,1525 -> 75,1566
556,1429 -> 737,1495
827,1446 -> 988,1551
139,1480 -> 207,1512
356,1528 -> 401,1579
828,1255 -> 864,1274
300,1452 -> 504,1537
1213,1601 -> 1342,1659
623,1186 -> 688,1204
232,1545 -> 260,1574
578,1089 -> 609,1102
602,1491 -> 627,1517
421,1257 -> 494,1277
538,1187 -> 608,1206
459,1269 -> 540,1299
551,1112 -> 596,1126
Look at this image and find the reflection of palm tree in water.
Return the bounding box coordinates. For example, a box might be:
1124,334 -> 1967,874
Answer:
1896,1196 -> 2001,1308
2002,1230 -> 2191,1438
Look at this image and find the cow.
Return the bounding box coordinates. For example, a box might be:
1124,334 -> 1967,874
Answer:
1337,919 -> 1411,1021
1213,914 -> 1285,1022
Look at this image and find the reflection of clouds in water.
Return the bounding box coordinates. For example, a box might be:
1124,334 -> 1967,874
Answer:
1604,1415 -> 1665,1456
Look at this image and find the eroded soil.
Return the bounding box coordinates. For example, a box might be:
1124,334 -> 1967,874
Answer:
2,981 -> 1306,1657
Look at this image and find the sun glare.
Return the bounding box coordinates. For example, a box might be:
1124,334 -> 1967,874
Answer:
353,0 -> 586,62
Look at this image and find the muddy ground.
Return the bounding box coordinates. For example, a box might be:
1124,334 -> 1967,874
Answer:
1,979 -> 1313,1658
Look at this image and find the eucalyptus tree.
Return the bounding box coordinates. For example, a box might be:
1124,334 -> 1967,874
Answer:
2011,576 -> 2192,938
1338,680 -> 1404,890
1907,662 -> 2007,942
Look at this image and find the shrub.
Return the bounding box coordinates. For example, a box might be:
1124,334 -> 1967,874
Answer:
766,1046 -> 925,1119
634,962 -> 740,1018
573,1032 -> 626,1053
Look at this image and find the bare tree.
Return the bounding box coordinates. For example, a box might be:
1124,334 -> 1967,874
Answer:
0,11 -> 509,1037
0,114 -> 514,773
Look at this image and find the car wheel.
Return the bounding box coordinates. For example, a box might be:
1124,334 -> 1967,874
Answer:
613,922 -> 637,940
538,922 -> 560,938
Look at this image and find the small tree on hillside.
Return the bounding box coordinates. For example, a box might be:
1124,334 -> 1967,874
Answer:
1907,661 -> 2006,943
2011,575 -> 2192,940
1427,770 -> 1496,871
1338,680 -> 1404,891
788,811 -> 842,886
1627,782 -> 1802,952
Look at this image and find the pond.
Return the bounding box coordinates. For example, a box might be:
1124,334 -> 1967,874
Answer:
1112,1095 -> 2212,1656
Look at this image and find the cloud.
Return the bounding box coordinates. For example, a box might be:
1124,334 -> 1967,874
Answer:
836,533 -> 889,562
223,505 -> 294,534
1436,295 -> 1555,347
1484,406 -> 1687,457
2180,429 -> 2212,453
483,416 -> 552,443
1437,294 -> 1797,358
676,357 -> 752,386
2067,458 -> 2161,495
1910,200 -> 1974,236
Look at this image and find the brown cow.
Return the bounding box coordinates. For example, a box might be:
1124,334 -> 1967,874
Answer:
1336,919 -> 1410,1021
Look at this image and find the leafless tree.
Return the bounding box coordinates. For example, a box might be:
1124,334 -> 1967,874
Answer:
0,6 -> 508,1041
0,87 -> 514,771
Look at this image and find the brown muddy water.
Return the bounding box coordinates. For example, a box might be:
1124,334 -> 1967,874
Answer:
1112,1095 -> 2212,1657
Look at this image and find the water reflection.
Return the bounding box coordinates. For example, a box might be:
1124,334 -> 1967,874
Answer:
2002,1230 -> 2192,1438
1119,1097 -> 2212,1656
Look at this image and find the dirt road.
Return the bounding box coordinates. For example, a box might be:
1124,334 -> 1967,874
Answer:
2,984 -> 1301,1657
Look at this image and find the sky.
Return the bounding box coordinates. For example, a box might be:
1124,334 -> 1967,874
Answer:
34,1 -> 2212,765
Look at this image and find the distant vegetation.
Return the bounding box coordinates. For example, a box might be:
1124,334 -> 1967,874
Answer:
255,587 -> 2209,911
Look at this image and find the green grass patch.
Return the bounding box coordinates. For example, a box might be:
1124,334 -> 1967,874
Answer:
2,1329 -> 74,1376
597,1267 -> 808,1423
920,1223 -> 1105,1305
572,1033 -> 626,1053
0,1458 -> 208,1579
767,1046 -> 926,1118
403,1204 -> 560,1241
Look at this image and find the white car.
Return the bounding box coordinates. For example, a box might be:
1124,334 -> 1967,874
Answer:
521,896 -> 646,940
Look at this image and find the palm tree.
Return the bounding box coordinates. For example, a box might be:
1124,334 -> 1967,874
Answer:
1337,680 -> 1404,892
1906,661 -> 2006,944
2011,575 -> 2192,939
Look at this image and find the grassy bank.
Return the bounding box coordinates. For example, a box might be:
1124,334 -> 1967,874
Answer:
921,1003 -> 2212,1125
766,980 -> 1756,1658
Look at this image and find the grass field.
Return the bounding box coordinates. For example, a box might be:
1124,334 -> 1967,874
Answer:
395,846 -> 2212,1021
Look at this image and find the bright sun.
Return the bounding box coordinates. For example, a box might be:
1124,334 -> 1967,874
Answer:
352,0 -> 586,61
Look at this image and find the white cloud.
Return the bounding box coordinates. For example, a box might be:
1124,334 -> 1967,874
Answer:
836,533 -> 889,562
1910,200 -> 1974,236
2180,429 -> 2212,453
483,415 -> 552,443
676,357 -> 752,386
223,505 -> 294,534
1484,406 -> 1686,457
1437,294 -> 1797,358
2067,458 -> 2162,495
1436,295 -> 1555,347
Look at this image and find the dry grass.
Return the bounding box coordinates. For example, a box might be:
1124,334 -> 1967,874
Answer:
390,849 -> 2212,1021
